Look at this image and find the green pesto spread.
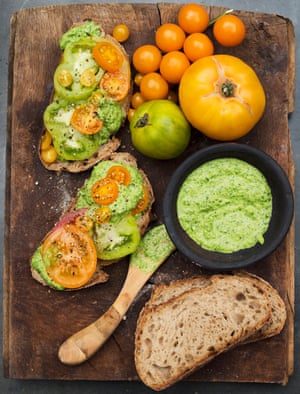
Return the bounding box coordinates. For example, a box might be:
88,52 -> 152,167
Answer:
59,21 -> 103,50
177,158 -> 272,253
76,160 -> 144,222
130,225 -> 176,273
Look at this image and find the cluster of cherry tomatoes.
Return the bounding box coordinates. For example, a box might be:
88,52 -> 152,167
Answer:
111,4 -> 246,121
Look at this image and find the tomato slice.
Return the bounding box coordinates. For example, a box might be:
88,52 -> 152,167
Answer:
92,42 -> 123,72
131,185 -> 149,215
99,71 -> 129,101
94,207 -> 111,224
41,224 -> 97,289
106,165 -> 131,186
91,177 -> 119,205
70,104 -> 103,135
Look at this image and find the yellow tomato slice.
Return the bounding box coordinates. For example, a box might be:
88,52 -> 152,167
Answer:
92,42 -> 123,72
94,207 -> 111,224
41,224 -> 97,289
91,177 -> 119,205
99,71 -> 129,101
71,104 -> 103,135
106,165 -> 131,186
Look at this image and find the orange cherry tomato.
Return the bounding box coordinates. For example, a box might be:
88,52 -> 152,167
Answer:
183,32 -> 214,62
94,207 -> 111,224
213,14 -> 246,47
41,224 -> 97,289
92,41 -> 124,72
140,72 -> 169,100
131,92 -> 146,109
112,24 -> 130,42
106,165 -> 131,186
71,104 -> 103,135
155,23 -> 186,52
160,51 -> 190,84
134,72 -> 144,86
127,108 -> 136,122
91,177 -> 119,205
74,214 -> 94,232
99,70 -> 129,101
132,44 -> 162,74
178,3 -> 209,34
131,186 -> 149,215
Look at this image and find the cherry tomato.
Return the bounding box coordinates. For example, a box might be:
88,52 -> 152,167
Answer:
213,14 -> 246,47
134,72 -> 144,86
99,70 -> 130,101
91,177 -> 119,205
92,41 -> 124,72
80,69 -> 96,87
131,92 -> 146,109
40,130 -> 52,150
127,108 -> 136,122
155,23 -> 186,52
75,215 -> 94,232
106,165 -> 131,186
160,51 -> 190,84
112,24 -> 130,42
71,104 -> 103,135
140,72 -> 169,100
41,224 -> 97,289
94,207 -> 111,224
183,32 -> 214,62
132,44 -> 162,74
40,146 -> 57,164
178,3 -> 209,34
131,186 -> 149,215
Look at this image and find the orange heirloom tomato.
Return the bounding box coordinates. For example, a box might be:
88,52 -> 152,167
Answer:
140,72 -> 169,101
178,3 -> 209,34
41,224 -> 97,289
213,14 -> 246,47
155,23 -> 186,52
132,44 -> 162,74
92,41 -> 124,72
183,32 -> 214,62
179,54 -> 266,141
106,165 -> 131,186
91,177 -> 119,205
99,70 -> 129,101
71,104 -> 103,135
160,51 -> 190,84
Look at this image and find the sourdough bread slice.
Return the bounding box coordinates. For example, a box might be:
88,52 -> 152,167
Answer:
144,273 -> 286,344
134,274 -> 271,391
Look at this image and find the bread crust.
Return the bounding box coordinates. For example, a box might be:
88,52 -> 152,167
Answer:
31,152 -> 155,290
39,22 -> 132,173
134,274 -> 274,391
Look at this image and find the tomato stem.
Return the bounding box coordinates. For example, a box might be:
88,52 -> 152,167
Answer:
221,82 -> 234,97
208,9 -> 234,26
135,113 -> 149,128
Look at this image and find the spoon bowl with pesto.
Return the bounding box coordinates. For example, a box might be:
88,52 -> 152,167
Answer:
163,143 -> 294,271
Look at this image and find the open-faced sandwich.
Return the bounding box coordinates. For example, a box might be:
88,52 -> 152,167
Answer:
39,20 -> 132,172
31,153 -> 154,290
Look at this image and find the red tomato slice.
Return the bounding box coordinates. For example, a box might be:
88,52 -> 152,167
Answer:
92,42 -> 123,72
91,177 -> 119,205
41,224 -> 97,289
106,165 -> 131,186
99,71 -> 129,101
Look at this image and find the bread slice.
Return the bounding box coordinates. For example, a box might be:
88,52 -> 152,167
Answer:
134,274 -> 271,391
39,21 -> 132,173
144,272 -> 286,344
31,152 -> 155,290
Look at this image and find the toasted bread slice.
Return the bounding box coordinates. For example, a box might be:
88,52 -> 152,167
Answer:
31,152 -> 155,290
135,274 -> 272,391
39,21 -> 132,173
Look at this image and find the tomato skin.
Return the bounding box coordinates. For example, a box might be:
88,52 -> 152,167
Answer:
140,72 -> 169,101
130,100 -> 191,159
155,23 -> 186,52
183,32 -> 214,62
178,3 -> 209,34
179,55 -> 266,141
213,14 -> 246,47
132,45 -> 162,74
159,51 -> 190,84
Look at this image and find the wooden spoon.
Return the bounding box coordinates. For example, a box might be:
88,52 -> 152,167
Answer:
58,224 -> 175,366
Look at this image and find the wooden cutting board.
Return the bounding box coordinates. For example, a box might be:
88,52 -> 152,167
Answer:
4,3 -> 295,384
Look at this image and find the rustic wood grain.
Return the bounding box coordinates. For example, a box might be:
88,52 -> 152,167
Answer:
4,3 -> 295,384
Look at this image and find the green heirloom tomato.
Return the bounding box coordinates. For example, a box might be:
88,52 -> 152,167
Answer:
129,100 -> 191,159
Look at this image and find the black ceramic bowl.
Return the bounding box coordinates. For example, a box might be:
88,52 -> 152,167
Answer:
163,143 -> 294,271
